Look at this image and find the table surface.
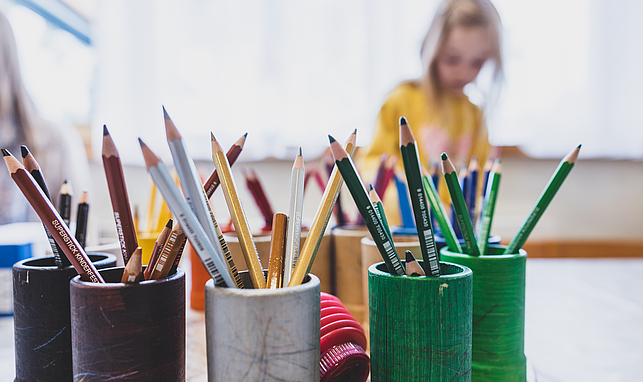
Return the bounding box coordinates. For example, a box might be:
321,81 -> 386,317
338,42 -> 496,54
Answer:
1,258 -> 642,382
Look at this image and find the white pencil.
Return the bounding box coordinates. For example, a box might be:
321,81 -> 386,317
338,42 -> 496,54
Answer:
282,148 -> 305,286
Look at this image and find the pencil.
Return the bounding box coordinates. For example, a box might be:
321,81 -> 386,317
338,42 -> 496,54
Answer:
282,148 -> 305,286
422,172 -> 462,253
372,153 -> 389,197
394,174 -> 416,229
74,190 -> 89,249
20,145 -> 67,267
329,135 -> 405,275
139,138 -> 235,287
267,213 -> 288,289
164,108 -> 242,288
169,226 -> 188,274
3,149 -> 104,282
467,157 -> 479,224
399,117 -> 440,276
478,159 -> 501,255
442,153 -> 481,256
121,247 -> 142,283
149,224 -> 186,280
288,129 -> 357,287
405,251 -> 426,277
313,165 -> 327,192
143,218 -> 172,280
369,184 -> 393,242
58,180 -> 73,227
103,125 -> 138,265
242,168 -> 274,230
504,145 -> 581,254
380,155 -> 397,199
211,133 -> 266,289
204,133 -> 247,199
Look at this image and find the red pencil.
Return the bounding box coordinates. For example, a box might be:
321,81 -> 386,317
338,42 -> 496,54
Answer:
3,149 -> 104,283
204,133 -> 247,199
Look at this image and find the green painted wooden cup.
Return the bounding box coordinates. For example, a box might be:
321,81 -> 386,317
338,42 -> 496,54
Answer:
369,261 -> 473,381
440,244 -> 527,382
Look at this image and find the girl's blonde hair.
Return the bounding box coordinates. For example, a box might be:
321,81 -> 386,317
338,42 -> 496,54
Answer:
418,0 -> 503,103
0,11 -> 42,155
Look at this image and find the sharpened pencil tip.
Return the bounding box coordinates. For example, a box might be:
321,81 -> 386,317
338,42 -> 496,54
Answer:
210,132 -> 215,141
298,147 -> 302,156
399,116 -> 407,125
441,152 -> 448,160
244,132 -> 248,137
405,250 -> 415,262
369,184 -> 374,191
1,149 -> 11,157
138,138 -> 145,147
162,105 -> 170,120
103,125 -> 109,136
328,135 -> 336,143
166,218 -> 173,229
577,144 -> 582,149
20,145 -> 29,158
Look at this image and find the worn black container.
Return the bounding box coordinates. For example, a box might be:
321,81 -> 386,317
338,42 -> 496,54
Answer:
13,253 -> 117,382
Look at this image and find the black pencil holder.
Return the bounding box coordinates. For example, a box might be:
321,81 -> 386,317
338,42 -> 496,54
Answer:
12,253 -> 117,382
70,267 -> 185,382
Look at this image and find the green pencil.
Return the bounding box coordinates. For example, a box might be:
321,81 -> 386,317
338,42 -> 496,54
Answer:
478,159 -> 501,255
422,173 -> 462,253
504,145 -> 580,254
329,136 -> 405,275
441,153 -> 480,256
369,184 -> 393,243
399,117 -> 440,276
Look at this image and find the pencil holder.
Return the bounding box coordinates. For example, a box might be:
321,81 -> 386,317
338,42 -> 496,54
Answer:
205,270 -> 321,381
369,260 -> 473,382
331,225 -> 369,323
70,267 -> 186,382
440,245 -> 527,382
12,253 -> 117,382
320,293 -> 370,382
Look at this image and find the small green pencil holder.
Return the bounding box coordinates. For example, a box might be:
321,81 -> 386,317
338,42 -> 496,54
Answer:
368,261 -> 473,382
440,244 -> 527,382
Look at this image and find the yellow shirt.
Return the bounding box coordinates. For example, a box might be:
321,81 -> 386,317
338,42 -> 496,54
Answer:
361,82 -> 490,225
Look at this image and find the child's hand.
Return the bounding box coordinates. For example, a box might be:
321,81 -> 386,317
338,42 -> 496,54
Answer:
418,124 -> 451,164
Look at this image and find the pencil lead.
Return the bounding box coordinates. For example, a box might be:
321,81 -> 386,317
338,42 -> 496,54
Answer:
166,218 -> 173,229
328,135 -> 336,143
1,148 -> 11,157
103,125 -> 109,136
20,145 -> 29,158
352,128 -> 357,135
211,132 -> 215,141
369,184 -> 374,191
399,116 -> 407,125
298,147 -> 302,156
138,138 -> 145,148
405,250 -> 415,263
162,105 -> 170,120
441,152 -> 448,160
577,144 -> 582,149
244,132 -> 248,137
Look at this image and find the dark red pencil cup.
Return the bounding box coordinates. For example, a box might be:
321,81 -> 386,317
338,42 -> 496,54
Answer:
320,292 -> 370,382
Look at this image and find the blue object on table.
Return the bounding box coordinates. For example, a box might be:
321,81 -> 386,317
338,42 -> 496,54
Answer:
0,243 -> 32,316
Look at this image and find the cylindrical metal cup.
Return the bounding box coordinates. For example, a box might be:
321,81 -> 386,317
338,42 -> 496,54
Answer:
70,267 -> 186,382
440,244 -> 527,382
205,271 -> 321,381
369,261 -> 473,381
12,253 -> 117,382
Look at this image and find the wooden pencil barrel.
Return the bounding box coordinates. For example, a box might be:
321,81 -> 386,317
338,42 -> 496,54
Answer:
331,225 -> 369,323
369,261 -> 473,381
224,230 -> 332,292
70,267 -> 185,382
12,253 -> 117,382
205,271 -> 321,381
440,245 -> 527,382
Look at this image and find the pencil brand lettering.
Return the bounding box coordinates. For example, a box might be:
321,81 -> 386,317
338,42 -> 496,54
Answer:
51,220 -> 99,283
114,212 -> 127,257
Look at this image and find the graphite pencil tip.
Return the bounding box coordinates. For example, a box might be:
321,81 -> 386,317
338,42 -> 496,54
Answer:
103,125 -> 109,136
166,218 -> 173,229
20,145 -> 29,158
405,250 -> 415,263
138,137 -> 145,148
577,144 -> 582,149
162,105 -> 170,120
244,132 -> 248,137
210,132 -> 215,141
1,148 -> 11,157
441,152 -> 448,160
399,116 -> 407,125
298,147 -> 302,156
328,135 -> 336,143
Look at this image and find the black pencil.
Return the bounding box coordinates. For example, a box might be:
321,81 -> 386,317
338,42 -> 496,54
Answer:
74,190 -> 89,249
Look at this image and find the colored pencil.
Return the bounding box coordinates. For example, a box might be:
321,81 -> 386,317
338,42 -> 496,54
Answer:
211,133 -> 266,289
405,251 -> 426,277
58,180 -> 73,227
442,153 -> 480,256
102,125 -> 138,265
242,168 -> 274,230
288,129 -> 357,287
372,153 -> 389,196
283,148 -> 305,286
478,159 -> 501,255
3,149 -> 104,282
149,224 -> 186,280
422,172 -> 462,253
399,117 -> 440,276
394,174 -> 416,229
329,135 -> 405,275
267,213 -> 288,289
380,155 -> 397,198
164,108 -> 242,288
369,185 -> 393,242
467,157 -> 479,224
169,227 -> 188,274
313,165 -> 327,192
144,218 -> 172,280
20,145 -> 67,267
204,133 -> 247,199
139,138 -> 234,287
74,190 -> 89,249
504,145 -> 581,254
121,247 -> 142,283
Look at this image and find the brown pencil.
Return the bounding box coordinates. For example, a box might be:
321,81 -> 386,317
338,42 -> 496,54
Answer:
149,224 -> 186,280
143,218 -> 173,280
3,149 -> 104,283
204,133 -> 247,199
102,125 -> 138,265
121,247 -> 143,283
266,213 -> 288,289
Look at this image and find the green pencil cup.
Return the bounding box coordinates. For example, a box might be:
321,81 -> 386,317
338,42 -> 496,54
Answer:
440,244 -> 527,382
368,261 -> 473,381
